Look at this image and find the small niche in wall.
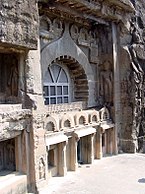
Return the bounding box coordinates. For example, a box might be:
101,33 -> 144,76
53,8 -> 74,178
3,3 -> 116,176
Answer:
79,116 -> 86,125
0,138 -> 16,171
92,115 -> 97,122
64,119 -> 71,128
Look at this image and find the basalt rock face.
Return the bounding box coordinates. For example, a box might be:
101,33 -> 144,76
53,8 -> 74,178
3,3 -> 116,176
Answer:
120,0 -> 145,153
0,0 -> 38,50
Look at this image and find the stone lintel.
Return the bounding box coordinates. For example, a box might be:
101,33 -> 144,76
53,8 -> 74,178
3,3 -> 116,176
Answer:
74,127 -> 96,138
45,132 -> 68,146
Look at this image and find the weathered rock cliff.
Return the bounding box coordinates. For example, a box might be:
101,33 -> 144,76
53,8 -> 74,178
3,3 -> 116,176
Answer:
119,0 -> 145,152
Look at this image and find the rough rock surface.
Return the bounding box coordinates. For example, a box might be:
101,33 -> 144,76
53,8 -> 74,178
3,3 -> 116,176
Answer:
120,0 -> 145,152
0,0 -> 38,49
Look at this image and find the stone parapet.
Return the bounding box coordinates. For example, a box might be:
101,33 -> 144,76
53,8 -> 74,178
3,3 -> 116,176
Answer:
44,106 -> 113,133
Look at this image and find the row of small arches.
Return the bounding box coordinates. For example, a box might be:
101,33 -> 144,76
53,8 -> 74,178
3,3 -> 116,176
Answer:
45,107 -> 110,132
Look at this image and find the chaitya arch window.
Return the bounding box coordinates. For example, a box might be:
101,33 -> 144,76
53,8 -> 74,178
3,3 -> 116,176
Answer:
43,64 -> 69,105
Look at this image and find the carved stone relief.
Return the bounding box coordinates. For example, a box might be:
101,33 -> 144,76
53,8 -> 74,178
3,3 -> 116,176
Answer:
70,24 -> 99,63
78,28 -> 90,47
34,129 -> 39,149
89,31 -> 99,63
98,26 -> 112,55
40,16 -> 64,47
39,157 -> 45,180
70,24 -> 79,43
33,114 -> 44,130
52,18 -> 63,39
99,61 -> 113,106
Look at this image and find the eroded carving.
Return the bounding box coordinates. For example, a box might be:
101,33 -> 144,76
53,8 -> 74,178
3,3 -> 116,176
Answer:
99,61 -> 113,106
0,0 -> 38,49
40,16 -> 64,48
78,28 -> 89,47
70,24 -> 79,43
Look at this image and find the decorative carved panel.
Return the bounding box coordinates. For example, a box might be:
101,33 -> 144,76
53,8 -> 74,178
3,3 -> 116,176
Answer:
78,28 -> 90,47
70,24 -> 79,43
40,16 -> 64,47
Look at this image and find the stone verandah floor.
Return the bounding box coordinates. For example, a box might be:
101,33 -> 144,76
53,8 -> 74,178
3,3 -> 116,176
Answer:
40,154 -> 145,194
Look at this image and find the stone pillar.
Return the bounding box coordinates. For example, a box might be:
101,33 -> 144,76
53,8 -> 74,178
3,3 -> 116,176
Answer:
112,127 -> 117,154
58,142 -> 67,176
109,129 -> 113,155
54,146 -> 58,168
25,130 -> 30,184
25,37 -> 47,192
71,136 -> 78,171
90,133 -> 95,164
112,22 -> 121,154
103,132 -> 107,156
106,130 -> 109,154
18,135 -> 22,172
96,131 -> 102,159
25,38 -> 44,112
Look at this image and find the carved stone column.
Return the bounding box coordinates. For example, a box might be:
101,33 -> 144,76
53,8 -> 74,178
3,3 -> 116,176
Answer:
15,136 -> 21,172
25,130 -> 30,184
103,132 -> 107,156
112,22 -> 121,154
90,133 -> 95,164
71,136 -> 79,171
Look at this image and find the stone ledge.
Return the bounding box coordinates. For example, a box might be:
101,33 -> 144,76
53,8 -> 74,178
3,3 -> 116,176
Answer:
0,171 -> 27,194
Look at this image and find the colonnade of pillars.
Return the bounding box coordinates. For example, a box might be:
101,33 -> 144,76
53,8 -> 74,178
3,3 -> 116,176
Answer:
47,127 -> 116,178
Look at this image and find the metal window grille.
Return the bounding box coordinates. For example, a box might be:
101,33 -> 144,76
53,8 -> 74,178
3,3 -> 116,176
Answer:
43,64 -> 69,105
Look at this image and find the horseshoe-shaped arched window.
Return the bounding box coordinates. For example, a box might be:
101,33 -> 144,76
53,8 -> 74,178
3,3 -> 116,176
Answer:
43,64 -> 69,105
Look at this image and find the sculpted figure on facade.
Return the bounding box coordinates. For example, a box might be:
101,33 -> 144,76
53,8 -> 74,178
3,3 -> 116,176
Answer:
39,157 -> 45,180
89,31 -> 99,63
99,61 -> 113,106
52,18 -> 63,39
70,24 -> 79,43
7,59 -> 19,97
78,28 -> 90,47
7,61 -> 19,97
40,16 -> 64,48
